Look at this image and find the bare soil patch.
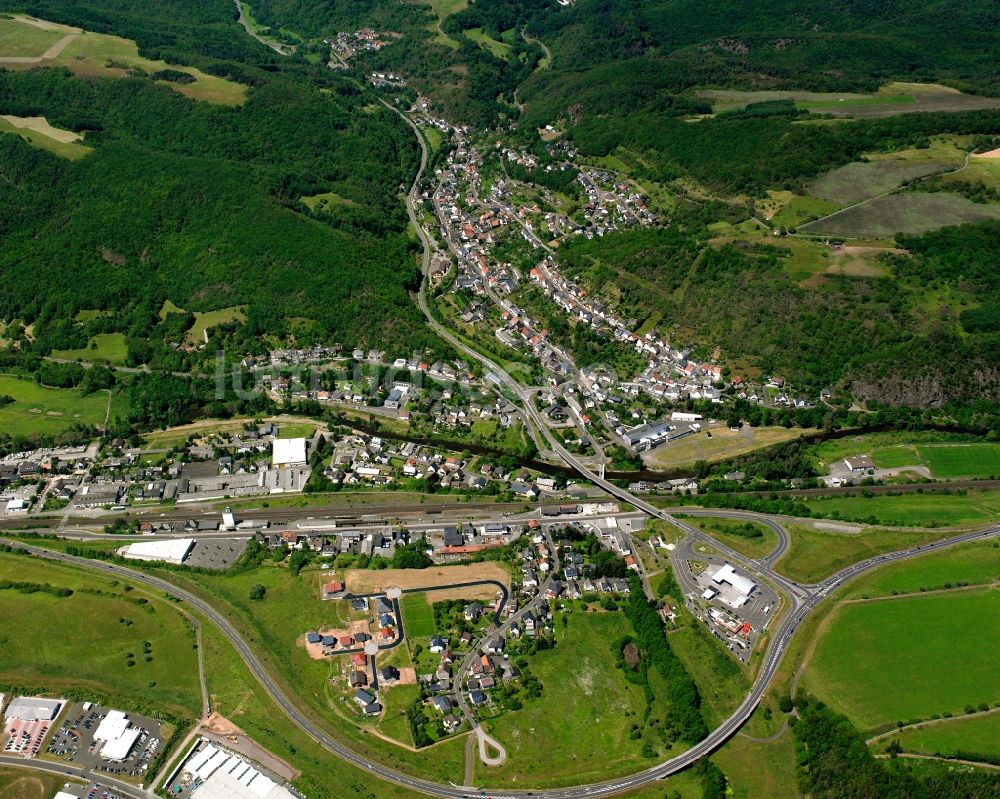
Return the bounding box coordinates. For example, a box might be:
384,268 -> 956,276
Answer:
0,115 -> 81,143
344,562 -> 509,595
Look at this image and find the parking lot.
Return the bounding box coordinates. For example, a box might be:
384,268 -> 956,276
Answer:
45,703 -> 165,782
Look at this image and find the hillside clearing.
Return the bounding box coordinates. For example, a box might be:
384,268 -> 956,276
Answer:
643,425 -> 815,471
809,160 -> 947,205
0,115 -> 91,159
800,192 -> 1000,238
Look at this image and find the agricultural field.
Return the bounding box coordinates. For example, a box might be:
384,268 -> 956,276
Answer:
800,488 -> 1000,527
698,83 -> 1000,119
801,588 -> 1000,732
682,517 -> 778,560
344,563 -> 508,598
891,711 -> 1000,761
185,306 -> 247,345
0,115 -> 91,160
775,524 -> 957,584
642,425 -> 815,471
841,537 -> 1000,599
475,611 -> 663,787
0,374 -> 120,437
767,191 -> 839,228
0,767 -> 76,799
0,551 -> 201,717
799,191 -> 1000,239
400,592 -> 436,638
0,15 -> 246,105
808,159 -> 947,205
0,15 -> 68,57
50,332 -> 128,365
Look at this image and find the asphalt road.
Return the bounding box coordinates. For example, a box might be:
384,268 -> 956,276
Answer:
0,754 -> 153,799
6,522 -> 997,798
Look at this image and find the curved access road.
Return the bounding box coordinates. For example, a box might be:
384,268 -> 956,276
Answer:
5,523 -> 998,798
0,755 -> 153,799
670,508 -> 791,565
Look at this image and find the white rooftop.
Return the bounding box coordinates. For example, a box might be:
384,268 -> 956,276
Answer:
94,710 -> 130,743
100,726 -> 141,762
272,438 -> 307,466
119,538 -> 194,565
4,696 -> 62,722
711,563 -> 757,597
186,743 -> 296,799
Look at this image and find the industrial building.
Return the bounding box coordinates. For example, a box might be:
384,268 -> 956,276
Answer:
3,697 -> 62,722
93,710 -> 141,762
178,741 -> 298,799
118,538 -> 195,565
272,438 -> 308,467
706,563 -> 758,608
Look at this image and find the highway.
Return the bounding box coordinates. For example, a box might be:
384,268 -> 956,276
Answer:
8,102 -> 994,799
5,521 -> 997,798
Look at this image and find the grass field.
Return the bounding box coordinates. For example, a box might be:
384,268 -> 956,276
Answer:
802,588 -> 1000,731
478,611 -> 661,787
841,538 -> 1000,599
0,767 -> 76,799
0,16 -> 65,56
712,730 -> 799,799
799,191 -> 1000,239
768,192 -> 839,227
0,374 -> 119,436
682,517 -> 778,560
800,488 -> 1000,527
0,115 -> 91,160
276,422 -> 315,439
198,625 -> 430,799
667,618 -> 750,727
643,425 -> 815,471
0,16 -> 245,105
892,711 -> 1000,760
949,156 -> 1000,190
426,0 -> 466,48
149,561 -> 467,782
699,83 -> 1000,119
808,160 -> 947,205
185,306 -> 247,345
300,192 -> 354,213
423,126 -> 443,154
465,27 -> 510,59
0,551 -> 201,717
51,332 -> 128,365
400,592 -> 436,638
775,524 -> 958,583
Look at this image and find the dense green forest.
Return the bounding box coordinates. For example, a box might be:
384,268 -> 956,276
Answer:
0,1 -> 451,368
792,698 -> 1000,798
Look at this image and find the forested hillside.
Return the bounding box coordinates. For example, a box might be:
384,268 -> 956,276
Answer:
556,212 -> 1000,407
0,0 -> 439,369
